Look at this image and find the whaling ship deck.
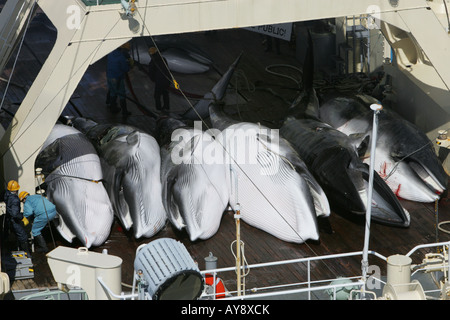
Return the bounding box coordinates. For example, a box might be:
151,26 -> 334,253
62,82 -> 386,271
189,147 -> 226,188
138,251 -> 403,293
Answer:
1,6 -> 450,299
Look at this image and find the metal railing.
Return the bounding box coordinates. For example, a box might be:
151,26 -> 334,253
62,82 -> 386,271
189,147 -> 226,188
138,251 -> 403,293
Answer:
19,288 -> 88,300
15,241 -> 449,300
200,250 -> 387,300
81,0 -> 123,6
199,241 -> 450,300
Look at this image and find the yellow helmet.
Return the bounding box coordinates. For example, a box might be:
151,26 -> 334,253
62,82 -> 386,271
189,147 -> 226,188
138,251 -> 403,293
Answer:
19,191 -> 29,201
120,42 -> 131,50
7,180 -> 20,191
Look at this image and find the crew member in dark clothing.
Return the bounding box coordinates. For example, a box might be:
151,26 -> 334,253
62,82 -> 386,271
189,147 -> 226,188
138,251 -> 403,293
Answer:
106,42 -> 133,117
265,35 -> 280,54
2,180 -> 30,255
148,47 -> 172,112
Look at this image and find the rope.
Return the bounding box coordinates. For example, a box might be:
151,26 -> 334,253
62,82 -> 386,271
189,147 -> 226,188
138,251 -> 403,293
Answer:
230,239 -> 250,294
0,12 -> 123,169
134,13 -> 332,262
438,221 -> 450,234
38,172 -> 103,185
383,140 -> 433,181
0,0 -> 37,111
264,64 -> 302,88
2,6 -> 340,281
35,172 -> 56,249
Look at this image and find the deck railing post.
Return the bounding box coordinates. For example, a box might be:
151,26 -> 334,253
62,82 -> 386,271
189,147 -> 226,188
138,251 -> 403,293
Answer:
361,103 -> 383,294
235,203 -> 241,296
307,260 -> 311,300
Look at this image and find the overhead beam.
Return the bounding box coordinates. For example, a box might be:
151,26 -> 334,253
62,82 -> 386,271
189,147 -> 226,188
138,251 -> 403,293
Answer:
66,0 -> 429,42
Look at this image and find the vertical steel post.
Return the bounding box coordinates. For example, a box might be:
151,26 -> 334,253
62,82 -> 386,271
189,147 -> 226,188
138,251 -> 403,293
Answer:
362,103 -> 383,290
435,199 -> 439,245
235,203 -> 241,296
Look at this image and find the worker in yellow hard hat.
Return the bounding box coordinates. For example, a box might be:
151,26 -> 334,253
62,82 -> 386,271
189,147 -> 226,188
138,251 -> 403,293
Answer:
1,180 -> 30,256
20,191 -> 57,253
148,46 -> 157,55
120,42 -> 131,50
